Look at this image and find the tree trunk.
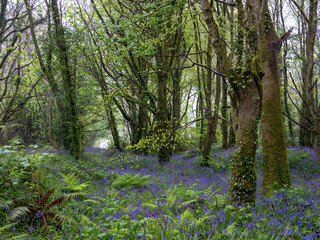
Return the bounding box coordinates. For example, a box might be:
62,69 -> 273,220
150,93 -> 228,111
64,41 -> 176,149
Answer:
156,45 -> 170,163
5,122 -> 9,145
280,0 -> 294,146
202,40 -> 213,166
230,85 -> 261,204
303,0 -> 318,149
202,53 -> 221,166
51,0 -> 83,159
172,69 -> 182,152
193,15 -> 205,150
221,78 -> 228,149
201,0 -> 262,204
258,0 -> 290,194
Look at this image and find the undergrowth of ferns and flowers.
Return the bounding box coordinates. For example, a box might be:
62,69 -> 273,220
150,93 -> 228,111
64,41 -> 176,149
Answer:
1,144 -> 320,239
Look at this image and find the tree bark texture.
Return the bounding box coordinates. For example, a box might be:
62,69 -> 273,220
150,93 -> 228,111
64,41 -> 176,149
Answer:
300,0 -> 318,148
201,0 -> 262,204
257,0 -> 290,194
51,0 -> 83,160
156,45 -> 170,163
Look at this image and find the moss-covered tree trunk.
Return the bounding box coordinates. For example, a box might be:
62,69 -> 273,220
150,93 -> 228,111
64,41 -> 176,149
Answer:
315,124 -> 320,161
202,41 -> 213,167
221,78 -> 228,149
156,45 -> 170,163
230,85 -> 261,204
201,0 -> 262,204
106,103 -> 122,151
257,0 -> 290,194
304,0 -> 318,150
51,0 -> 83,160
202,53 -> 221,166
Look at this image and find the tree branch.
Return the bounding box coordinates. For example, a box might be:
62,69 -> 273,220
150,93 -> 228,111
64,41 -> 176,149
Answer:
283,112 -> 318,134
280,27 -> 294,42
289,0 -> 309,22
214,0 -> 235,7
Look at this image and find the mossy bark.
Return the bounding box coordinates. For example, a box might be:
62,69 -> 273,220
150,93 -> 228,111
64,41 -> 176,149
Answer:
201,0 -> 262,204
316,131 -> 320,161
156,45 -> 170,163
300,0 -> 318,148
230,85 -> 261,204
258,1 -> 290,195
202,41 -> 213,167
221,77 -> 228,148
52,0 -> 83,159
107,105 -> 122,151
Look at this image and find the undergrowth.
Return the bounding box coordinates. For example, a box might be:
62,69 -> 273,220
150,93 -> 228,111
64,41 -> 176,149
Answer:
0,145 -> 319,239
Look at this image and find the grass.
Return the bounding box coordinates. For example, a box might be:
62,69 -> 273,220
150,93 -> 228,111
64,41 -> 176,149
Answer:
0,146 -> 320,239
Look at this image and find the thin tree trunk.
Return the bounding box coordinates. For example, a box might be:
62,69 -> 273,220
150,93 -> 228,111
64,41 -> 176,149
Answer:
280,0 -> 294,146
202,40 -> 213,166
221,79 -> 228,149
192,14 -> 205,150
5,122 -> 9,145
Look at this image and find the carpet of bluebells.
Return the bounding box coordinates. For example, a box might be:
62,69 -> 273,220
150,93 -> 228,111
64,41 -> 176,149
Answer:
1,145 -> 320,239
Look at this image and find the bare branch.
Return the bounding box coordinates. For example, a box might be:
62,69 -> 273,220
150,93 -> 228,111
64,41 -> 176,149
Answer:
214,0 -> 236,6
289,72 -> 304,102
187,56 -> 227,77
283,112 -> 318,134
0,58 -> 36,81
289,0 -> 309,22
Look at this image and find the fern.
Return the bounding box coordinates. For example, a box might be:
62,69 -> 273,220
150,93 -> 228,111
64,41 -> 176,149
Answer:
111,172 -> 151,189
212,194 -> 226,207
227,222 -> 237,236
9,206 -> 30,222
180,208 -> 193,223
180,199 -> 198,208
0,222 -> 17,233
61,172 -> 90,192
143,203 -> 158,209
7,188 -> 86,233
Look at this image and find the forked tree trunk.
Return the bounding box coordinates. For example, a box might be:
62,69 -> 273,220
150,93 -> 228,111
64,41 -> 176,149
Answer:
257,0 -> 290,194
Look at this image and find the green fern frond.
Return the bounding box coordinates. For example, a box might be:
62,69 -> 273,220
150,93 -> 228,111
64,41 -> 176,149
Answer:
0,223 -> 17,233
143,203 -> 158,209
47,212 -> 78,225
10,233 -> 29,239
112,172 -> 151,189
61,172 -> 90,192
180,208 -> 193,223
212,194 -> 226,207
45,192 -> 87,210
180,199 -> 198,208
83,199 -> 101,205
9,207 -> 31,222
166,195 -> 177,205
195,215 -> 216,226
227,222 -> 237,236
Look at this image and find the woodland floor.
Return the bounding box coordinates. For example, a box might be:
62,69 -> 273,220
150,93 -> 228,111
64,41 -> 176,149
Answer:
1,146 -> 320,239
